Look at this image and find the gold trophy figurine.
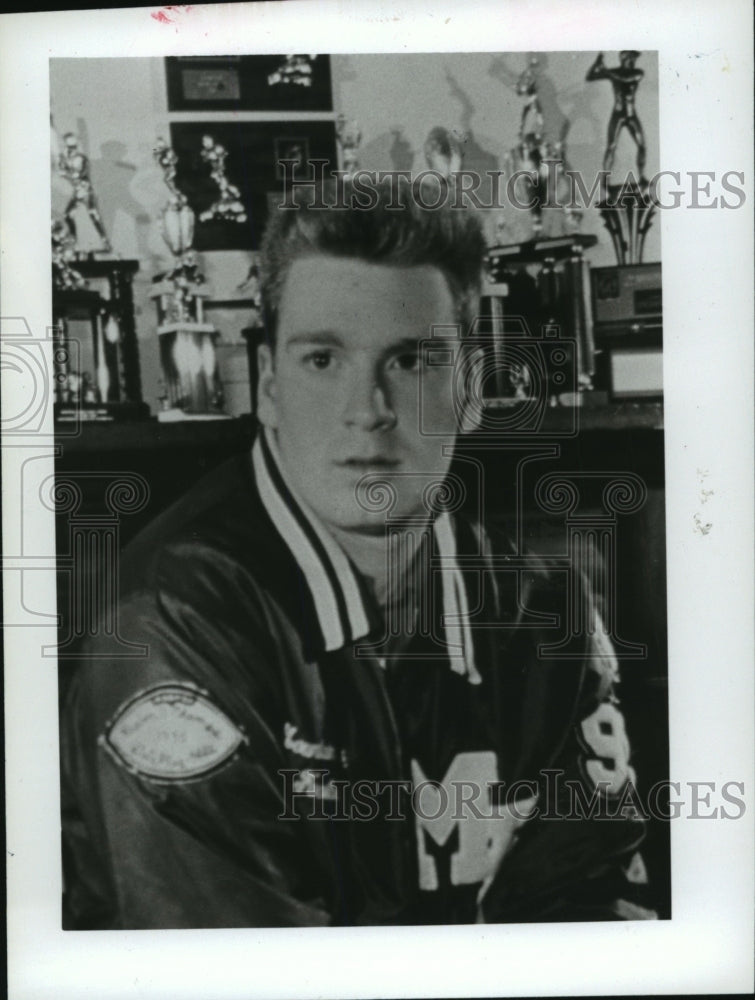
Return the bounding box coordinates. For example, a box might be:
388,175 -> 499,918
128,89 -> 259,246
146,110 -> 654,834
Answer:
500,56 -> 580,239
153,138 -> 196,271
586,51 -> 647,183
267,55 -> 316,88
58,132 -> 111,256
586,51 -> 655,264
153,136 -> 180,199
336,115 -> 362,178
515,57 -> 545,146
198,135 -> 247,224
51,220 -> 87,291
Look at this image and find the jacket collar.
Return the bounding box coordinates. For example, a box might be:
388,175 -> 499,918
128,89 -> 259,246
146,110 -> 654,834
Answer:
252,428 -> 480,683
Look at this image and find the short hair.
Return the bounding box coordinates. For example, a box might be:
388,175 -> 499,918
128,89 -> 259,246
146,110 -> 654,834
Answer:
259,174 -> 487,344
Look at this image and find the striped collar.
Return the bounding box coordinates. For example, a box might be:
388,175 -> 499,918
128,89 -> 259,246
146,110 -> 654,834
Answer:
252,428 -> 480,683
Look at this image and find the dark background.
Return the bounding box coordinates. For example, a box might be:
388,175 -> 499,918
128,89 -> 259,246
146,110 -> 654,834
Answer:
170,120 -> 337,250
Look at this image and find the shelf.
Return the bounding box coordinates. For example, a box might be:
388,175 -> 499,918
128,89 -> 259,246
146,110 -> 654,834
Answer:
204,298 -> 259,309
487,234 -> 598,267
55,413 -> 257,453
55,402 -> 662,455
543,400 -> 663,432
476,398 -> 663,433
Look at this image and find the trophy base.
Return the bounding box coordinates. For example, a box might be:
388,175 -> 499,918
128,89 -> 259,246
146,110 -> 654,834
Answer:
55,401 -> 151,423
598,181 -> 659,265
157,408 -> 232,423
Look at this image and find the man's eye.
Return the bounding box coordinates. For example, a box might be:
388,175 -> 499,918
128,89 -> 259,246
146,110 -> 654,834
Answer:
390,351 -> 422,372
302,350 -> 333,370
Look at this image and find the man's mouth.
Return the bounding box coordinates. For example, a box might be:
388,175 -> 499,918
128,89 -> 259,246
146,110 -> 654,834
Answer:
336,457 -> 401,470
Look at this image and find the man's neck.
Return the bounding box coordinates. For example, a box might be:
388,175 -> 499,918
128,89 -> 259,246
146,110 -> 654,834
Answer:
265,427 -> 428,609
327,522 -> 427,609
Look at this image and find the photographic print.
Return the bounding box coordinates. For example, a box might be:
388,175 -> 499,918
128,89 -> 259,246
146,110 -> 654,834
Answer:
2,3 -> 753,999
50,48 -> 672,931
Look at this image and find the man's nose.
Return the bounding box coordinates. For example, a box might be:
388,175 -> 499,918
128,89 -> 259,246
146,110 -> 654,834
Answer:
342,369 -> 396,431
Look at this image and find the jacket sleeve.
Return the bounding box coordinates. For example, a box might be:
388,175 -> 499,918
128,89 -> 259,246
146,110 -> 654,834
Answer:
480,698 -> 657,921
478,559 -> 658,923
59,542 -> 332,930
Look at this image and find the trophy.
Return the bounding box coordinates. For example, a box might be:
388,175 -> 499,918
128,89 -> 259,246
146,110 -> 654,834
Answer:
267,54 -> 316,88
336,115 -> 362,178
58,131 -> 111,257
515,57 -> 545,145
151,137 -> 227,420
50,120 -> 148,423
586,51 -> 657,263
503,58 -> 578,240
198,134 -> 247,224
52,220 -> 87,292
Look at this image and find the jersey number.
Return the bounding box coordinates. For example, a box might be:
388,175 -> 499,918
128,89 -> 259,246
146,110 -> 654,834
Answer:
578,701 -> 635,795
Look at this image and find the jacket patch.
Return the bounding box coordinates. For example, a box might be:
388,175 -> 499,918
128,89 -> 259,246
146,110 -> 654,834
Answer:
101,682 -> 247,783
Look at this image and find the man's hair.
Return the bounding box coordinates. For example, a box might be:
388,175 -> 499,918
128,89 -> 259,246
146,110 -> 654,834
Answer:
259,174 -> 487,343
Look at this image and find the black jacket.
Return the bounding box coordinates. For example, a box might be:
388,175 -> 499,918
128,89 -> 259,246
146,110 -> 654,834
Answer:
60,430 -> 655,928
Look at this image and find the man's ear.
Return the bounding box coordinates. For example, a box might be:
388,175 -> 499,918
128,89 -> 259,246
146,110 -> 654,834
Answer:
256,342 -> 278,429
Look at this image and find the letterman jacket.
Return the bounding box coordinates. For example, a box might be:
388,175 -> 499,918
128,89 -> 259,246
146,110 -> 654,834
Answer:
59,428 -> 656,928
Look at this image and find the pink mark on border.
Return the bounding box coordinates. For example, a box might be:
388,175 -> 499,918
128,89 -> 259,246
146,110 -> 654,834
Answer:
151,5 -> 194,25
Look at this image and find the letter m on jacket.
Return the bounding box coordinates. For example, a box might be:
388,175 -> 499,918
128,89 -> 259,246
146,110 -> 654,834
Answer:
411,753 -> 534,892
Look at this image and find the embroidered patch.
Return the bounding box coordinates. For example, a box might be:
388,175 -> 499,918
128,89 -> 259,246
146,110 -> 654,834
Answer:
101,682 -> 247,783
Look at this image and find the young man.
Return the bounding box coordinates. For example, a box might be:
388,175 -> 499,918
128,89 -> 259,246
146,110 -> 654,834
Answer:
60,177 -> 655,928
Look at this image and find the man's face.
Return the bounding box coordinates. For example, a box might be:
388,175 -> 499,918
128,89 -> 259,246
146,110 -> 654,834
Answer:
257,254 -> 460,533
